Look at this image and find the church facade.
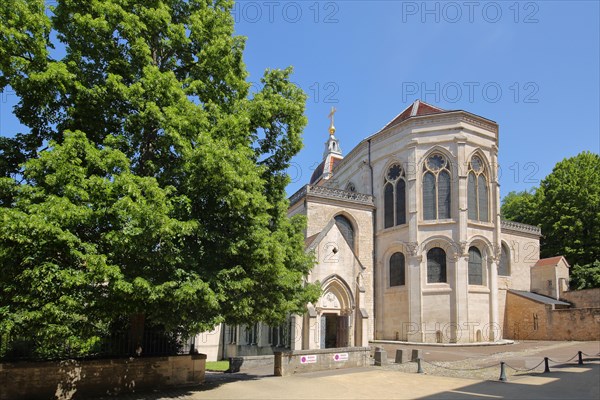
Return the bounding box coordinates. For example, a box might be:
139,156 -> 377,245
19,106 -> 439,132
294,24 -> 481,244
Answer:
197,101 -> 547,359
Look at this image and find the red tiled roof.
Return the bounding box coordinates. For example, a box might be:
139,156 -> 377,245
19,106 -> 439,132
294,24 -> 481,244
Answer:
382,100 -> 446,130
534,256 -> 569,267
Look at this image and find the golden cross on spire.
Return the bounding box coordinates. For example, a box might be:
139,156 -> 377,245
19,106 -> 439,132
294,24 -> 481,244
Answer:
328,106 -> 337,135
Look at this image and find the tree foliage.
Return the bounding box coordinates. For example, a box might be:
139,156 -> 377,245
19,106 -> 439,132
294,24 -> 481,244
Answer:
501,151 -> 600,288
0,0 -> 319,357
570,261 -> 600,290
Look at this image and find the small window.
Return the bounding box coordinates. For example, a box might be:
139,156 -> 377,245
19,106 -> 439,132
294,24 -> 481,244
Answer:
389,252 -> 406,286
468,247 -> 483,285
498,243 -> 510,276
427,247 -> 447,283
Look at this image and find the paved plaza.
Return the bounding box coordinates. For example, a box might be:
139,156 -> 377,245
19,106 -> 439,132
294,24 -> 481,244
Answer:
95,341 -> 600,399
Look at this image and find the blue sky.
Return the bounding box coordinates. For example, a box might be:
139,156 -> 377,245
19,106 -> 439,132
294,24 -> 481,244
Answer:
232,0 -> 600,198
1,1 -> 598,200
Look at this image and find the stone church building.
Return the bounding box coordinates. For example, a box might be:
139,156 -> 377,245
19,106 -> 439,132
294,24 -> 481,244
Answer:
197,100 -> 564,360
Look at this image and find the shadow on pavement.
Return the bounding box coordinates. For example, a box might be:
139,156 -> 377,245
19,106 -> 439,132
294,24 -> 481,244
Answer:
416,363 -> 600,400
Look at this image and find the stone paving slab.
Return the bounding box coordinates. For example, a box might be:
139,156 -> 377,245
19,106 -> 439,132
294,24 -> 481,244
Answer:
90,341 -> 600,399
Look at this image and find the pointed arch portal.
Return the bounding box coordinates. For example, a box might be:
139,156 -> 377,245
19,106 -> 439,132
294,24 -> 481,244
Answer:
318,277 -> 352,348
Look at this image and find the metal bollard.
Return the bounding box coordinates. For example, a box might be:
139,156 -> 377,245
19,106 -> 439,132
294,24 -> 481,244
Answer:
544,357 -> 550,373
417,358 -> 424,374
578,351 -> 583,365
499,362 -> 507,382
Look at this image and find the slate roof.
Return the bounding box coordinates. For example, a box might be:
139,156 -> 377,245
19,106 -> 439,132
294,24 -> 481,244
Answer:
509,290 -> 570,306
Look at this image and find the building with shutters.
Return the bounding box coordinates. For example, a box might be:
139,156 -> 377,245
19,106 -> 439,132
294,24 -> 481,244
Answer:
195,101 -> 571,360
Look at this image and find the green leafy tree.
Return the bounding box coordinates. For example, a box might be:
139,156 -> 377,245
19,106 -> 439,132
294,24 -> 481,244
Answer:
500,189 -> 541,225
501,151 -> 600,288
537,151 -> 600,267
570,261 -> 600,290
1,0 -> 319,356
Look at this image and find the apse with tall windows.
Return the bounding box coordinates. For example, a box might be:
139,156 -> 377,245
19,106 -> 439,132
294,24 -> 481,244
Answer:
423,153 -> 452,220
383,163 -> 406,228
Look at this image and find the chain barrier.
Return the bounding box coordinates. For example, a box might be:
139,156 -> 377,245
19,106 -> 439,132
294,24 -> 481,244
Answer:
547,354 -> 579,364
421,359 -> 498,371
414,351 -> 594,381
504,359 -> 545,372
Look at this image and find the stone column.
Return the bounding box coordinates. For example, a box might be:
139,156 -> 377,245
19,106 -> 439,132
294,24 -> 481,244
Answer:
407,252 -> 423,342
489,257 -> 500,341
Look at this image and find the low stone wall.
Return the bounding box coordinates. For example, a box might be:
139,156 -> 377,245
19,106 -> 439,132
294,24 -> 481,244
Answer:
505,291 -> 600,341
228,355 -> 274,373
560,288 -> 600,308
0,354 -> 206,400
274,347 -> 369,376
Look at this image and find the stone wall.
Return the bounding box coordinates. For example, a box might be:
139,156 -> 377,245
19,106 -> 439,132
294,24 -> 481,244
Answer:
228,355 -> 274,372
504,291 -> 600,341
274,347 -> 369,376
560,288 -> 600,308
0,354 -> 206,400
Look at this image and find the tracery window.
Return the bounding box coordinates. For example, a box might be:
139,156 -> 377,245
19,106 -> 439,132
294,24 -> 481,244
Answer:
389,252 -> 406,287
423,154 -> 451,220
467,155 -> 489,222
468,247 -> 483,285
427,247 -> 447,283
384,163 -> 406,228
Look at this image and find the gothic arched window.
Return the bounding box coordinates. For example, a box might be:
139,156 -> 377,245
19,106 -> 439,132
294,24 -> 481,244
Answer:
467,155 -> 489,222
468,247 -> 483,285
383,163 -> 406,228
389,252 -> 406,287
423,154 -> 451,220
427,247 -> 447,283
498,243 -> 510,276
335,215 -> 355,250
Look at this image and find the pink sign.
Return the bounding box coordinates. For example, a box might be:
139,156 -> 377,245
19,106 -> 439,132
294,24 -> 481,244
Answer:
300,355 -> 318,364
